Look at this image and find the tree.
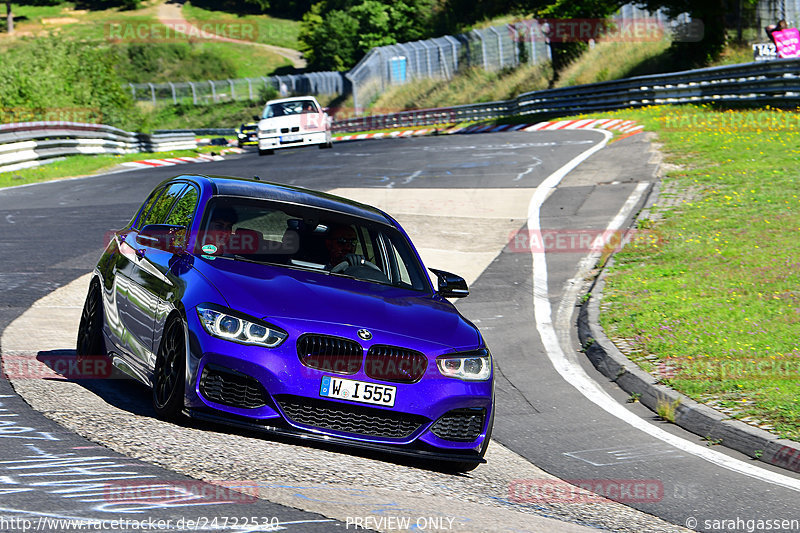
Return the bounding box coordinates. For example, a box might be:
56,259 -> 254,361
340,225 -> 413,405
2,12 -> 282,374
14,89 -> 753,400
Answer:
635,0 -> 727,65
5,0 -> 63,34
5,1 -> 13,34
530,0 -> 626,78
299,0 -> 435,71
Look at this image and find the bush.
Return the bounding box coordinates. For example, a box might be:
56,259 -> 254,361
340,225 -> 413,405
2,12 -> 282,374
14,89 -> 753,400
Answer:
114,43 -> 238,84
0,37 -> 142,130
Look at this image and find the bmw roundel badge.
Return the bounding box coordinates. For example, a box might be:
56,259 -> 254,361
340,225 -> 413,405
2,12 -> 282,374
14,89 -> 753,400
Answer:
357,329 -> 372,340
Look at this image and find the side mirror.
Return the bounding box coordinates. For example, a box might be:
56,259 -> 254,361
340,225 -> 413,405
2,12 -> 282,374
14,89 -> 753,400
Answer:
429,268 -> 469,298
137,224 -> 187,254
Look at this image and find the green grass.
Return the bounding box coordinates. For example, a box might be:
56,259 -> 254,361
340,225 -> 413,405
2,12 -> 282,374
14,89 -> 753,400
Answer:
370,63 -> 553,112
555,39 -> 672,87
0,147 -> 222,189
589,105 -> 800,441
194,41 -> 290,78
139,100 -> 264,130
1,2 -> 290,79
182,1 -> 300,50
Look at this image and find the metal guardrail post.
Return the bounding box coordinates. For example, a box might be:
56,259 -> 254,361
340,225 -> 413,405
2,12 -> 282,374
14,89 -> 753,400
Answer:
228,79 -> 235,101
247,78 -> 253,101
148,83 -> 156,106
209,80 -> 216,103
189,82 -> 197,105
129,84 -> 136,100
168,82 -> 176,105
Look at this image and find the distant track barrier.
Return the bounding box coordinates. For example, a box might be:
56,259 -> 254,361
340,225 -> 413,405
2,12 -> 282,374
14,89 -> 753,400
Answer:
332,58 -> 800,132
4,58 -> 800,173
0,122 -> 197,174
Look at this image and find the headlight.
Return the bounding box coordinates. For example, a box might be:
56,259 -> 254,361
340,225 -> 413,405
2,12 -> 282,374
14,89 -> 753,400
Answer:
260,128 -> 277,135
436,348 -> 492,381
196,304 -> 287,348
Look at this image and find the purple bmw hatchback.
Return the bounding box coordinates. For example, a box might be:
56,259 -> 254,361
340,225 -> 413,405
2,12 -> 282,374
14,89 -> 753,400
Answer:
78,174 -> 493,470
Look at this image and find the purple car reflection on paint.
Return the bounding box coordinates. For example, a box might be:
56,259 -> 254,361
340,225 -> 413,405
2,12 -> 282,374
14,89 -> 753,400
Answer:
78,174 -> 493,471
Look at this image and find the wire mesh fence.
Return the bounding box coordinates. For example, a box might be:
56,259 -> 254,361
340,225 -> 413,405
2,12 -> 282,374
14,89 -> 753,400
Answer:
128,72 -> 347,106
127,3 -> 690,110
346,6 -> 689,110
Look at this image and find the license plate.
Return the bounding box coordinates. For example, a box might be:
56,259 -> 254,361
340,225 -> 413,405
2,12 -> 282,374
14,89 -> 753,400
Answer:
281,134 -> 302,143
320,376 -> 396,407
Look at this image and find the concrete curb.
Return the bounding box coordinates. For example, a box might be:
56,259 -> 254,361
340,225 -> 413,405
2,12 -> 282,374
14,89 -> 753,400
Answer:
576,186 -> 800,476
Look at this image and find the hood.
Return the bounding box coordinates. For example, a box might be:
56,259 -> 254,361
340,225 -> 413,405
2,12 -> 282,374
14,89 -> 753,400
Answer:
259,113 -> 326,131
194,257 -> 480,351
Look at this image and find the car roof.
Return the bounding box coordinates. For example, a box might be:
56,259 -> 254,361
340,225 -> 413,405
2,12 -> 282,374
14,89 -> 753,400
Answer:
174,174 -> 393,226
265,96 -> 320,106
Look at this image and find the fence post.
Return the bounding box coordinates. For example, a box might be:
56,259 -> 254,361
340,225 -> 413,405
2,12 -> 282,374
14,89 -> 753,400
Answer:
189,82 -> 197,105
168,82 -> 177,105
227,79 -> 235,101
346,72 -> 359,114
509,25 -> 519,66
489,26 -> 503,69
209,80 -> 216,103
247,78 -> 253,100
148,83 -> 156,106
445,35 -> 459,72
473,30 -> 488,71
420,41 -> 433,77
129,83 -> 136,100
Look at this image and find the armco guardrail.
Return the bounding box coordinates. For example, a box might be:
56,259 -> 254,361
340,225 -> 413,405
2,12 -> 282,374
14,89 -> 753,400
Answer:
0,122 -> 197,174
332,58 -> 800,132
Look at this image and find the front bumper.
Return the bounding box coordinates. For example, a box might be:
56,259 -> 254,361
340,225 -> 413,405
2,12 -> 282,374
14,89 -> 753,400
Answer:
183,314 -> 493,457
258,130 -> 329,150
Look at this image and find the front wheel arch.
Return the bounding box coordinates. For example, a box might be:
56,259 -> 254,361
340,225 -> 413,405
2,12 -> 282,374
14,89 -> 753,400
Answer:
152,314 -> 188,421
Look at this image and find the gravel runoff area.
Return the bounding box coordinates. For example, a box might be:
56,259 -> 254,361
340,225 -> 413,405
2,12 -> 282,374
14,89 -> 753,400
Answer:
3,175 -> 691,533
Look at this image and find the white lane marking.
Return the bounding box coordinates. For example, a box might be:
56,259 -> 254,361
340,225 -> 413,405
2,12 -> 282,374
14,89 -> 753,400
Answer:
5,215 -> 14,224
528,132 -> 800,492
513,156 -> 543,181
404,170 -> 422,184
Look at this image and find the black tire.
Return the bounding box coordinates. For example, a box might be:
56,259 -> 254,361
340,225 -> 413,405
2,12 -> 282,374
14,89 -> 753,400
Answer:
319,140 -> 333,149
76,280 -> 105,359
258,149 -> 274,156
152,318 -> 186,420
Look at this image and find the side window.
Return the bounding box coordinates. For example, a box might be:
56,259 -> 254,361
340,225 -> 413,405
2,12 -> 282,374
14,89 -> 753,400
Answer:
165,186 -> 199,227
133,187 -> 164,230
140,184 -> 186,227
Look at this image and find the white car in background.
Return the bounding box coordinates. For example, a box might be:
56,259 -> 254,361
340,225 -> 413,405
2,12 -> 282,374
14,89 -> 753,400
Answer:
257,96 -> 332,156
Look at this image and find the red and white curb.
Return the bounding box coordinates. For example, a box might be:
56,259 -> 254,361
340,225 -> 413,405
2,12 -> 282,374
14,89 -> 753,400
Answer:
334,129 -> 435,141
120,153 -> 224,169
523,118 -> 643,134
332,119 -> 642,143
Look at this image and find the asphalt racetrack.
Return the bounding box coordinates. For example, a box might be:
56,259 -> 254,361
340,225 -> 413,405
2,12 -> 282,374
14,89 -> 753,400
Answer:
0,131 -> 798,532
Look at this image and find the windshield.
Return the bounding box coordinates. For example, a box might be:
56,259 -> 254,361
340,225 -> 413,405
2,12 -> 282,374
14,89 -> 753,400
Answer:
263,100 -> 318,118
196,197 -> 430,292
